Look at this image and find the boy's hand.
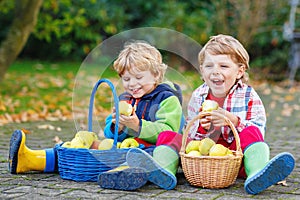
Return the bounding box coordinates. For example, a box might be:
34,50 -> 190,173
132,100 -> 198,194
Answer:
111,107 -> 125,132
210,109 -> 239,127
111,107 -> 139,132
199,115 -> 212,130
119,111 -> 140,132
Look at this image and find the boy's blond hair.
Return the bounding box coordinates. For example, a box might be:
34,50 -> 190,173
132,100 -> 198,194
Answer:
113,41 -> 167,83
198,34 -> 249,82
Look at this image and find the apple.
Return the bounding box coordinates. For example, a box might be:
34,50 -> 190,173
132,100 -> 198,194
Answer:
119,101 -> 133,116
185,140 -> 202,154
202,100 -> 219,112
209,144 -> 229,156
226,149 -> 233,156
98,138 -> 114,150
187,150 -> 201,157
62,141 -> 72,148
63,131 -> 98,149
198,138 -> 215,156
108,165 -> 130,172
120,138 -> 139,148
117,142 -> 121,148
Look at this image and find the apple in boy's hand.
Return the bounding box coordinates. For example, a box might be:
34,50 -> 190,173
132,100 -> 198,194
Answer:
119,101 -> 133,116
202,100 -> 219,112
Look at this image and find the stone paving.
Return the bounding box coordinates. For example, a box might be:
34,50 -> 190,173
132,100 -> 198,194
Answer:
0,83 -> 300,199
0,118 -> 299,200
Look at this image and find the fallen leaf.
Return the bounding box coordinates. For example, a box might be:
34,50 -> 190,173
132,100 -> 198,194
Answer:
37,124 -> 55,130
277,180 -> 288,186
53,136 -> 63,144
269,101 -> 276,109
21,128 -> 31,134
284,95 -> 294,101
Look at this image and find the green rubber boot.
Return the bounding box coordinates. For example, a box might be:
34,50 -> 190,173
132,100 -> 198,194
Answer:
244,142 -> 295,195
126,145 -> 179,190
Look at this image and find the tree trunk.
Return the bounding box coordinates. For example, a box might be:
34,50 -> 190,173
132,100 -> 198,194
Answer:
0,0 -> 43,82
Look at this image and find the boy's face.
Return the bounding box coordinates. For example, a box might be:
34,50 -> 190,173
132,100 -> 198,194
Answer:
200,52 -> 245,98
121,68 -> 157,98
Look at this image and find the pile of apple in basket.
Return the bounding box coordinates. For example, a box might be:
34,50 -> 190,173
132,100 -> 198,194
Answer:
179,100 -> 243,189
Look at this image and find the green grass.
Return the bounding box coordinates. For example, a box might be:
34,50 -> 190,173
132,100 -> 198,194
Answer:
8,59 -> 81,74
0,60 -> 81,115
0,59 -> 203,124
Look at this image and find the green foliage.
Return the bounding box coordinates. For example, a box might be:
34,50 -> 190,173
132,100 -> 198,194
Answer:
0,1 -> 14,39
0,0 -> 14,13
0,0 -> 294,80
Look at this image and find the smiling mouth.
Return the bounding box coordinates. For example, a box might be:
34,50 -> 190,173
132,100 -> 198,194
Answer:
131,88 -> 140,94
211,79 -> 224,85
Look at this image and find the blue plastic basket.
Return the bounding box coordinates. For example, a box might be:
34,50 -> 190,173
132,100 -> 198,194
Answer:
56,79 -> 132,182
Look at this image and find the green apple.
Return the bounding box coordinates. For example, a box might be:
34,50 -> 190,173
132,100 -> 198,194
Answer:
62,141 -> 72,148
185,140 -> 202,154
202,100 -> 219,112
98,138 -> 114,150
199,138 -> 215,156
117,142 -> 121,148
209,144 -> 228,156
226,148 -> 233,156
119,101 -> 133,116
70,138 -> 86,148
120,138 -> 139,148
108,165 -> 130,172
73,131 -> 97,148
187,150 -> 201,156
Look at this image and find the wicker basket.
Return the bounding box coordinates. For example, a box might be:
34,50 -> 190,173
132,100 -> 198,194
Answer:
179,112 -> 243,188
56,79 -> 135,182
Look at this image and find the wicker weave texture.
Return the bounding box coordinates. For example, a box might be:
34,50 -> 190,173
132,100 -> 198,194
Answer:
56,79 -> 129,182
179,112 -> 243,188
57,146 -> 128,182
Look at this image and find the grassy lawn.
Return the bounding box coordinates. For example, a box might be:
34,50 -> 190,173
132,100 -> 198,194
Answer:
0,59 -> 203,126
0,60 -> 81,125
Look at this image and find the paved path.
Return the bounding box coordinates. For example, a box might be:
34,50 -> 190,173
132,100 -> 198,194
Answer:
0,118 -> 299,200
0,84 -> 299,199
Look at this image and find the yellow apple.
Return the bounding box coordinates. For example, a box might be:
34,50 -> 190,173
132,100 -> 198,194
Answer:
185,140 -> 202,154
187,150 -> 201,157
119,101 -> 133,116
120,138 -> 139,148
98,138 -> 114,150
73,131 -> 97,148
226,148 -> 233,156
62,141 -> 72,148
117,142 -> 121,148
69,137 -> 86,148
108,165 -> 130,172
199,138 -> 216,156
209,144 -> 228,156
202,100 -> 219,112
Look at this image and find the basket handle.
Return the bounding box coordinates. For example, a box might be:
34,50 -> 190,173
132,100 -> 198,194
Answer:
180,112 -> 242,156
88,79 -> 120,148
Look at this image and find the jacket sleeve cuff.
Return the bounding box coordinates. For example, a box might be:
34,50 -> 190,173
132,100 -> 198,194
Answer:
104,115 -> 127,142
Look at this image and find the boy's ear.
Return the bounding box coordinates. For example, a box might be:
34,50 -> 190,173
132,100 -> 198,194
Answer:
237,64 -> 246,79
199,65 -> 203,73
